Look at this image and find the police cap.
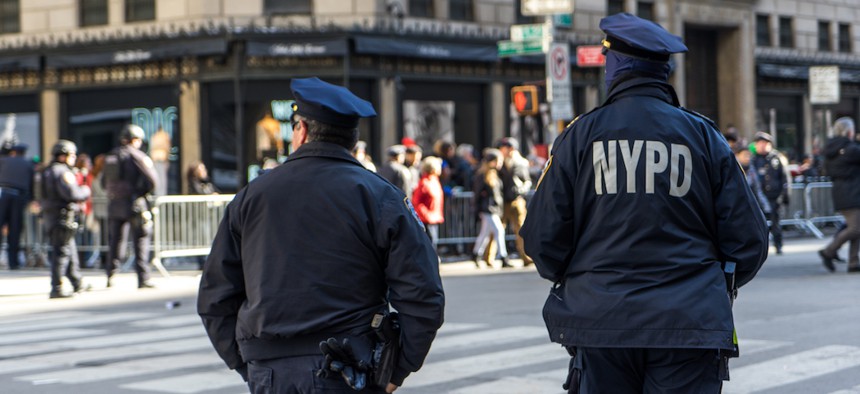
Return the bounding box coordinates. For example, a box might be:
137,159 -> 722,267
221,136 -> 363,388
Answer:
121,124 -> 145,142
11,143 -> 27,152
496,137 -> 519,151
754,132 -> 773,143
387,144 -> 406,157
290,77 -> 377,128
600,13 -> 688,62
52,140 -> 77,157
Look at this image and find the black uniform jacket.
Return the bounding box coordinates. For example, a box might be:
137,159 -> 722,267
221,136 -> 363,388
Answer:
520,76 -> 768,350
752,151 -> 788,201
0,156 -> 34,197
103,145 -> 158,219
41,162 -> 90,226
823,136 -> 860,210
198,141 -> 445,386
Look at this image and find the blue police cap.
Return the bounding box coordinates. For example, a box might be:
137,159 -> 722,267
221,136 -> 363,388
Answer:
290,77 -> 376,128
600,13 -> 687,62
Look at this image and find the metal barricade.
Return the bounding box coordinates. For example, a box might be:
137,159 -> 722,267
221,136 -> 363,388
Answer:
151,194 -> 235,276
805,182 -> 845,228
776,184 -> 824,238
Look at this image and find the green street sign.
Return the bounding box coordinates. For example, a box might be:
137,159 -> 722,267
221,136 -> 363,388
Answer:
511,24 -> 547,42
498,39 -> 545,57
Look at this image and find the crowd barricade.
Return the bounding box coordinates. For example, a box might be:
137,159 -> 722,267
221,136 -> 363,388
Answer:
776,184 -> 824,238
805,182 -> 844,228
151,194 -> 235,276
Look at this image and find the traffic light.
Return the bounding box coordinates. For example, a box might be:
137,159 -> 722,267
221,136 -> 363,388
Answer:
511,85 -> 539,115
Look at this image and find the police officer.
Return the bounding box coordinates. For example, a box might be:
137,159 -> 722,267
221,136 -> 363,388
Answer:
752,131 -> 791,254
520,13 -> 769,393
0,143 -> 34,270
42,140 -> 91,299
102,124 -> 158,289
198,77 -> 444,393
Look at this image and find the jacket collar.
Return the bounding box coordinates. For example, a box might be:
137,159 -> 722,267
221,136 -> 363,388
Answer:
286,141 -> 363,167
603,75 -> 680,107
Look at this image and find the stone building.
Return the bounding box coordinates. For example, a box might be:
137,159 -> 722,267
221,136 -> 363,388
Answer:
0,0 -> 855,190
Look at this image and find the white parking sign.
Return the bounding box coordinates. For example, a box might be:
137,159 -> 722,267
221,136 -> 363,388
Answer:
547,43 -> 573,120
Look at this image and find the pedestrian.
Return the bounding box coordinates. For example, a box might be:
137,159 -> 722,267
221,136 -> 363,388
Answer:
352,140 -> 377,172
818,117 -> 860,273
520,13 -> 768,393
85,154 -> 109,269
198,77 -> 444,393
0,143 -> 34,270
735,146 -> 772,216
187,161 -> 219,195
377,144 -> 413,196
102,124 -> 158,289
484,137 -> 533,267
41,140 -> 92,298
404,144 -> 422,192
471,148 -> 509,269
752,131 -> 791,254
412,156 -> 444,249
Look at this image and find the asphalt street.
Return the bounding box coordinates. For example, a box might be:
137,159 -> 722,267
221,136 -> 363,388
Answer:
0,236 -> 857,393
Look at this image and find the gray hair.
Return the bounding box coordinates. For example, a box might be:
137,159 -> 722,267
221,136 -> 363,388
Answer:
833,117 -> 855,137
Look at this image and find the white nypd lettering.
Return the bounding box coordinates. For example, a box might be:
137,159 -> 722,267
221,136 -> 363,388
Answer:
592,140 -> 693,197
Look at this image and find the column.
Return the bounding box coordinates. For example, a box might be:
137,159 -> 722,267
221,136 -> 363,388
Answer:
180,80 -> 201,194
489,82 -> 506,143
40,89 -> 60,163
379,78 -> 398,158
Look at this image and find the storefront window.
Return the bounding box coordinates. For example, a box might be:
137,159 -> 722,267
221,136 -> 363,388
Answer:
0,113 -> 39,160
403,101 -> 455,154
757,95 -> 803,162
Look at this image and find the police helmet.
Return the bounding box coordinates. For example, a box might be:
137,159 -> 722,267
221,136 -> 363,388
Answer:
121,124 -> 145,142
52,140 -> 77,157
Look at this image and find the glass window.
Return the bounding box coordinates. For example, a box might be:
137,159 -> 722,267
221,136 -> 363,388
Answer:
449,0 -> 473,21
409,0 -> 433,17
81,0 -> 108,27
125,0 -> 155,22
818,21 -> 831,51
838,23 -> 852,53
637,1 -> 654,21
264,0 -> 311,14
779,16 -> 793,48
607,0 -> 624,15
0,0 -> 19,34
756,14 -> 771,47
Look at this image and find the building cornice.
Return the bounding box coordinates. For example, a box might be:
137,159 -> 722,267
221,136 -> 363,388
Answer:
755,47 -> 860,68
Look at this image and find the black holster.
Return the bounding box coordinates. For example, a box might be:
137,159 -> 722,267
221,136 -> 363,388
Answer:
370,311 -> 400,388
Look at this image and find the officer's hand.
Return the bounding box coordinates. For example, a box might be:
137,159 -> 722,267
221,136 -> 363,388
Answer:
385,383 -> 399,393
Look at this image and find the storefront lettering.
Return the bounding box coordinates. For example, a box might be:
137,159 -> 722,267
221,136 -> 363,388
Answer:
270,100 -> 295,142
269,44 -> 327,56
114,50 -> 153,63
132,106 -> 178,142
417,45 -> 451,58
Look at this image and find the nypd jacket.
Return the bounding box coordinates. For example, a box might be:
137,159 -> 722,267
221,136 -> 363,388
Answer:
752,150 -> 789,202
102,145 -> 158,219
197,141 -> 445,386
41,161 -> 91,227
520,76 -> 768,351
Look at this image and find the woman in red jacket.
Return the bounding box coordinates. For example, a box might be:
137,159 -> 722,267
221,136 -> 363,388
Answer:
412,156 -> 444,249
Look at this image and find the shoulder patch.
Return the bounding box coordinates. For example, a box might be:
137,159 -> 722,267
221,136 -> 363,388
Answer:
535,156 -> 553,191
403,197 -> 425,230
680,107 -> 717,128
62,171 -> 77,185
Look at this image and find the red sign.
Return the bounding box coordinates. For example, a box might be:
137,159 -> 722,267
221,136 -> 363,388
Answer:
576,45 -> 605,67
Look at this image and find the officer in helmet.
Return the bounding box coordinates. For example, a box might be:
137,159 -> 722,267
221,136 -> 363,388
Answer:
520,13 -> 768,392
102,124 -> 158,289
42,140 -> 92,298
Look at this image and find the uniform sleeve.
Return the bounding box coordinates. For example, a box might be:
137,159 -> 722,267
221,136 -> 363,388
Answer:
520,131 -> 577,283
377,194 -> 445,387
132,151 -> 158,194
55,170 -> 91,203
197,192 -> 247,372
711,138 -> 769,288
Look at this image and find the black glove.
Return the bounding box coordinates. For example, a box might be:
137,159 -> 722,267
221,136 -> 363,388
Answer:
319,338 -> 368,390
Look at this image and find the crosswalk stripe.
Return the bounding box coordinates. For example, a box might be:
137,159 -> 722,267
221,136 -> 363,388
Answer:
0,328 -> 106,345
129,315 -> 203,328
830,384 -> 860,394
120,371 -> 245,393
16,353 -> 223,384
739,338 -> 792,356
448,368 -> 568,394
429,326 -> 547,354
0,325 -> 205,358
437,323 -> 487,335
0,312 -> 156,334
0,336 -> 213,375
0,312 -> 89,326
407,343 -> 568,388
723,345 -> 860,394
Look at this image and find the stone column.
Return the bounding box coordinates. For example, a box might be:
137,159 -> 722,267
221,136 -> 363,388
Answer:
179,80 -> 201,194
490,82 -> 506,143
40,89 -> 60,163
379,78 -> 398,157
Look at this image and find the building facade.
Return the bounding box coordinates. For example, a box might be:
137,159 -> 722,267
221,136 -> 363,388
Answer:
0,0 -> 856,191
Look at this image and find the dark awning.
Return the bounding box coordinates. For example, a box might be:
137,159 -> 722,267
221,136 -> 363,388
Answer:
758,63 -> 860,83
354,36 -> 497,62
0,55 -> 40,71
46,38 -> 228,68
246,38 -> 347,57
